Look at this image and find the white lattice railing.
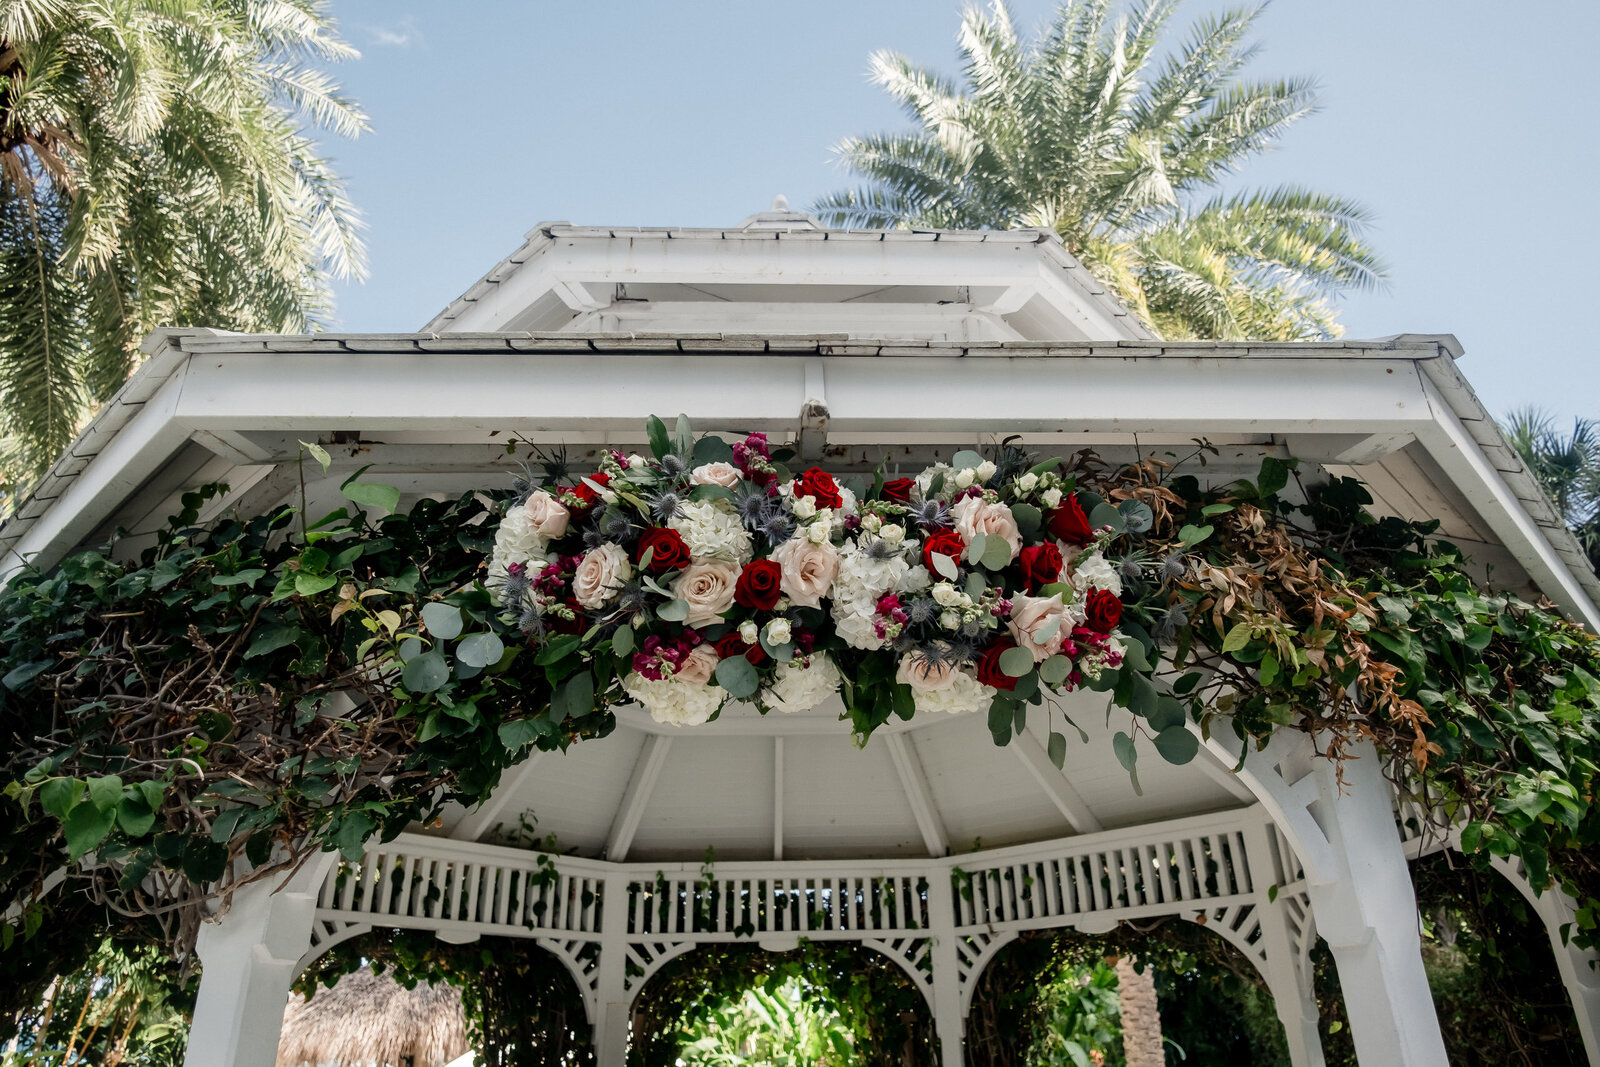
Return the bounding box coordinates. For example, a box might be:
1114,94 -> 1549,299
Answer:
307,809 -> 1277,959
945,813 -> 1258,932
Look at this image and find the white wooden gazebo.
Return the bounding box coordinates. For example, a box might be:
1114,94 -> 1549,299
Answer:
6,202 -> 1599,1066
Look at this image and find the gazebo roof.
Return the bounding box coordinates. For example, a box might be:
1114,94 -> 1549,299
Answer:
2,213 -> 1596,865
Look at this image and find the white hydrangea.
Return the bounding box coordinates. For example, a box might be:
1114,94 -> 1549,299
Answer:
491,504 -> 549,571
911,670 -> 995,716
914,463 -> 954,501
762,654 -> 842,714
830,542 -> 919,650
623,672 -> 723,727
668,500 -> 754,564
1071,552 -> 1123,598
833,609 -> 886,651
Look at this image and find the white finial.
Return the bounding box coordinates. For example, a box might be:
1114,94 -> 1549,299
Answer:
771,193 -> 789,211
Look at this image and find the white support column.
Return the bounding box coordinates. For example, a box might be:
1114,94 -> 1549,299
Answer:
1486,856 -> 1600,1066
184,859 -> 332,1067
593,872 -> 632,1067
1299,741 -> 1448,1067
926,868 -> 965,1067
1243,821 -> 1324,1067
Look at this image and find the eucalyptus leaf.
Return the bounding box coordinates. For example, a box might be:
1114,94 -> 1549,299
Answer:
1011,502 -> 1042,538
981,535 -> 1012,571
612,625 -> 635,658
951,449 -> 984,471
1048,731 -> 1067,769
402,652 -> 450,693
1039,655 -> 1072,686
657,599 -> 691,623
1152,726 -> 1200,765
999,646 -> 1036,678
966,532 -> 989,564
421,602 -> 464,641
931,552 -> 960,581
456,633 -> 505,669
716,655 -> 760,699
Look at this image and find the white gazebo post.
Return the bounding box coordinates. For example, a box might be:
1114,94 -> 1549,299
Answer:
183,857 -> 334,1067
926,869 -> 966,1067
593,870 -> 632,1067
1297,741 -> 1449,1066
1240,820 -> 1325,1067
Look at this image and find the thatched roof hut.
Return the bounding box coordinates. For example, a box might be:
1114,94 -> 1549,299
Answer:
277,966 -> 469,1067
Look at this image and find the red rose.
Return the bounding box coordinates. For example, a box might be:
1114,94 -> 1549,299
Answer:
922,530 -> 966,574
975,640 -> 1020,691
1047,493 -> 1095,545
1017,543 -> 1063,593
794,467 -> 843,510
880,477 -> 914,504
734,559 -> 783,610
569,471 -> 612,513
1085,588 -> 1122,633
637,527 -> 691,573
714,631 -> 768,665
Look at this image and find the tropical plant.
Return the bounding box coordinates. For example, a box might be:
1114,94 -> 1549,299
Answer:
0,0 -> 365,502
1501,407 -> 1600,573
815,0 -> 1384,342
678,976 -> 856,1066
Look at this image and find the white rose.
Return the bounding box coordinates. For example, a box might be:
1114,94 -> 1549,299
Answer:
954,468 -> 975,489
769,538 -> 839,607
932,582 -> 961,607
670,560 -> 740,625
764,618 -> 792,645
896,652 -> 956,692
792,496 -> 817,519
691,461 -> 742,488
976,460 -> 997,481
860,512 -> 882,534
880,523 -> 905,546
806,519 -> 831,545
1008,593 -> 1071,662
739,620 -> 760,644
939,610 -> 960,630
951,495 -> 1022,562
1018,473 -> 1039,493
523,491 -> 571,539
572,543 -> 632,610
627,454 -> 646,469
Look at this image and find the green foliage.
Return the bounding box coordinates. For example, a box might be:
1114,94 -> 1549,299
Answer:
3,937 -> 191,1065
677,976 -> 856,1066
0,0 -> 366,500
632,943 -> 936,1066
815,0 -> 1384,342
1501,407 -> 1599,574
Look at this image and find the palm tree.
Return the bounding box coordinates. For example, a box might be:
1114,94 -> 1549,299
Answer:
815,0 -> 1385,342
1502,407 -> 1600,573
0,0 -> 366,502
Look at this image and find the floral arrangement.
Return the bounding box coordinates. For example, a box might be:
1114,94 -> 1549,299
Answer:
486,416 -> 1132,742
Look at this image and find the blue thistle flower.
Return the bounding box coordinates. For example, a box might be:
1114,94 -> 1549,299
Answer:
906,597 -> 938,626
911,499 -> 951,531
651,491 -> 683,523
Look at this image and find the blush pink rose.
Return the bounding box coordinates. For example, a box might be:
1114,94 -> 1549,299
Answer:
671,560 -> 740,625
674,645 -> 719,686
896,653 -> 957,692
1007,593 -> 1072,662
768,537 -> 839,607
690,461 -> 743,489
522,490 -> 571,539
951,495 -> 1021,562
572,543 -> 631,610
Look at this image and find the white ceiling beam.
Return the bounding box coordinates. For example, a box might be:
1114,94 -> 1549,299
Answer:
604,734 -> 673,861
451,752 -> 545,841
885,733 -> 949,857
1012,731 -> 1103,835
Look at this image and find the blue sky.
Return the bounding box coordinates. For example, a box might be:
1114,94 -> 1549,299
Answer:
324,0 -> 1598,424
